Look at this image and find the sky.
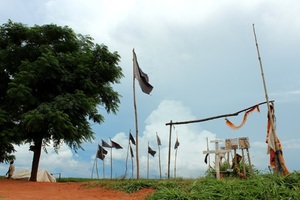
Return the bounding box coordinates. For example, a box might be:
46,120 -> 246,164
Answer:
1,0 -> 300,179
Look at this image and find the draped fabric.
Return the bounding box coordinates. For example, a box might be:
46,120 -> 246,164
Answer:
225,105 -> 260,129
265,104 -> 289,175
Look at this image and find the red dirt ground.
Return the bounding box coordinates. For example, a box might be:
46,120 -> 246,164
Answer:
0,179 -> 154,200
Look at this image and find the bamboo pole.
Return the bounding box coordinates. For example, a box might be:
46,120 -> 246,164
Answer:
124,131 -> 130,178
174,131 -> 179,178
252,24 -> 284,174
110,139 -> 113,179
167,120 -> 172,179
157,132 -> 162,179
147,142 -> 149,179
103,157 -> 105,178
165,101 -> 273,126
242,148 -> 246,176
246,148 -> 253,174
131,145 -> 134,178
91,151 -> 97,179
133,49 -> 140,179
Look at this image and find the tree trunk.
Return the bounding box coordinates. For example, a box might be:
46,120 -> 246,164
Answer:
29,138 -> 42,182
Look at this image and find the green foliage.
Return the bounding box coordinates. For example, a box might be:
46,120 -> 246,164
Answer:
0,20 -> 123,180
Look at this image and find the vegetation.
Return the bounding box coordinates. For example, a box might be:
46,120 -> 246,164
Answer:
2,171 -> 300,199
53,171 -> 300,199
0,20 -> 123,181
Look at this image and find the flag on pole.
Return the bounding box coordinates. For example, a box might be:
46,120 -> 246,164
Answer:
148,146 -> 156,157
99,145 -> 108,155
129,132 -> 136,145
97,145 -> 107,160
174,138 -> 180,149
111,140 -> 123,149
133,49 -> 153,94
130,145 -> 134,158
156,134 -> 161,146
102,139 -> 112,148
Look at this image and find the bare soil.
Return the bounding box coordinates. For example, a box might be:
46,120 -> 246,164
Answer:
0,179 -> 154,200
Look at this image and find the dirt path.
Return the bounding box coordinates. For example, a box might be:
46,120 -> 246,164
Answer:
0,179 -> 153,200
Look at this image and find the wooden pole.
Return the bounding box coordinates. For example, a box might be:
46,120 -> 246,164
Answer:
124,132 -> 130,178
165,101 -> 273,126
174,148 -> 178,178
157,132 -> 162,179
246,148 -> 253,174
174,132 -> 178,178
167,120 -> 172,179
91,152 -> 97,179
131,146 -> 134,178
110,139 -> 113,179
242,148 -> 246,176
103,158 -> 105,179
252,24 -> 284,174
147,142 -> 149,179
133,49 -> 140,179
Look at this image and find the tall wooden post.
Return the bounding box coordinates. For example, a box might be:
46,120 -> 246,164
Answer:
167,120 -> 172,179
133,58 -> 139,179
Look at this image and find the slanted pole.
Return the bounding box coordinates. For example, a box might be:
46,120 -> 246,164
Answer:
252,24 -> 284,174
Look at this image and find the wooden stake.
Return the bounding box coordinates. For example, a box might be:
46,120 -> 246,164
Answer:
133,49 -> 140,179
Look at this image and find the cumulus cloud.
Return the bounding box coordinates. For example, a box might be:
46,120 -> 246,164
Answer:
106,100 -> 217,178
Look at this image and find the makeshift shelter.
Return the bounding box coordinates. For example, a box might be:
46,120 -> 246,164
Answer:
12,169 -> 56,182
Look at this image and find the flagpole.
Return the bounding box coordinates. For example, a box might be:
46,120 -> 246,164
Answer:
110,138 -> 113,179
174,132 -> 178,178
206,137 -> 211,167
167,120 -> 172,179
125,131 -> 130,178
147,142 -> 149,179
91,150 -> 97,178
96,157 -> 99,179
131,146 -> 134,178
157,132 -> 162,179
133,49 -> 140,179
103,158 -> 105,179
252,24 -> 284,174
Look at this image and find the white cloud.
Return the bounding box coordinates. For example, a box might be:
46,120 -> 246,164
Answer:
107,100 -> 217,178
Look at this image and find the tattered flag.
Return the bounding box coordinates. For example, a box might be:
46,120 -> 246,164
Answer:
148,146 -> 156,157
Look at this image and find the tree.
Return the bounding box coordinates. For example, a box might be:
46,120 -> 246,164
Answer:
0,20 -> 123,181
0,108 -> 17,163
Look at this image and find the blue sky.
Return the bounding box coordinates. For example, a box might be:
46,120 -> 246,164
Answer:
1,0 -> 300,179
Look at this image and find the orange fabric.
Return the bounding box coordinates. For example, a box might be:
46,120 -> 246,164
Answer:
266,107 -> 289,175
225,105 -> 260,130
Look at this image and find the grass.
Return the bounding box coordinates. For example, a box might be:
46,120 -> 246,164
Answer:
62,171 -> 300,200
2,172 -> 300,199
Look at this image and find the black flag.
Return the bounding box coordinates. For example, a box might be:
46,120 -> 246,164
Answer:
102,139 -> 111,148
156,134 -> 161,146
129,133 -> 136,145
174,138 -> 180,149
99,145 -> 108,155
148,146 -> 156,157
111,140 -> 123,149
97,146 -> 106,160
130,145 -> 134,158
204,153 -> 209,164
133,49 -> 153,94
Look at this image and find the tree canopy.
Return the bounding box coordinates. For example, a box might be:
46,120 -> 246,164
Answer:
0,20 -> 123,181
